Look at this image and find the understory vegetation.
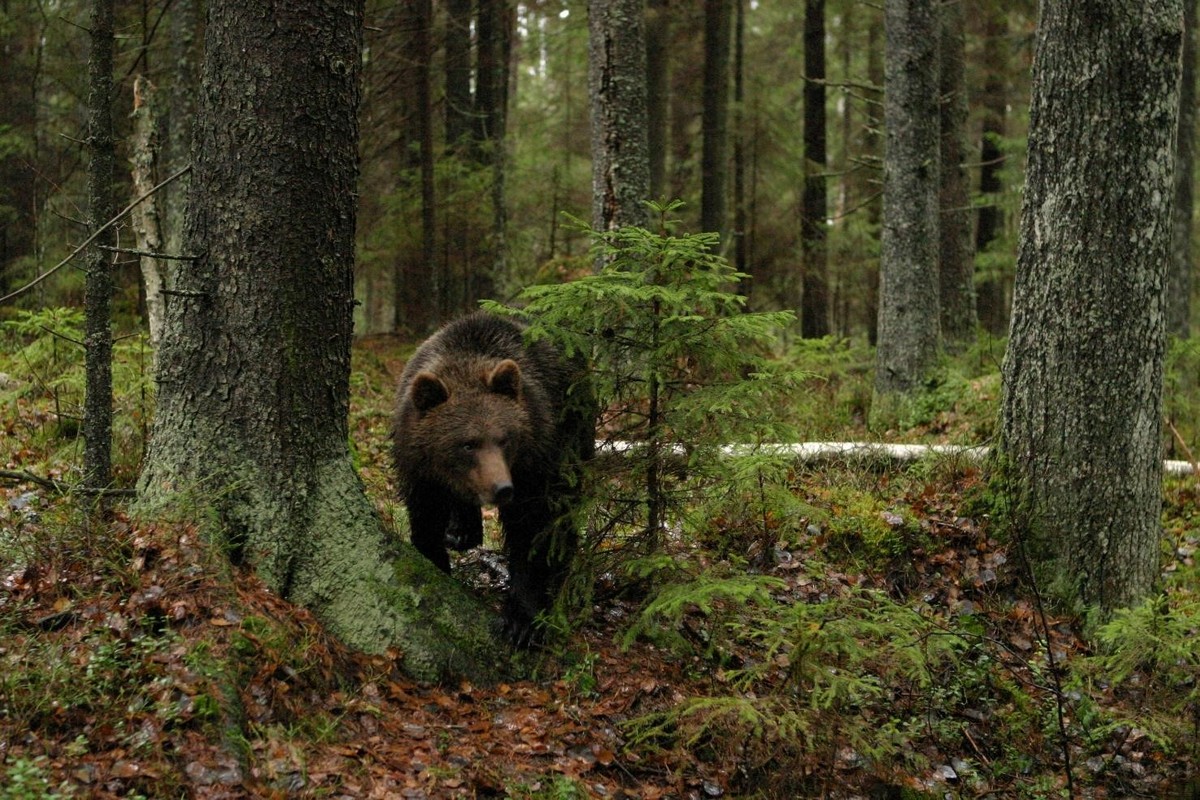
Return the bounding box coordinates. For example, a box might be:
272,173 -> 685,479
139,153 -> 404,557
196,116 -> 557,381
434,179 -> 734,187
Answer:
3,224 -> 1200,798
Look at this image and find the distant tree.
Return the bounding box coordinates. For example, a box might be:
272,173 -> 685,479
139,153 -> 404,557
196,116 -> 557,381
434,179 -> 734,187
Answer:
84,0 -> 116,492
1170,0 -> 1196,338
999,0 -> 1182,611
0,1 -> 39,297
700,0 -> 731,244
645,0 -> 670,200
873,0 -> 940,416
974,6 -> 1009,336
140,0 -> 501,681
444,0 -> 474,151
937,0 -> 975,349
473,0 -> 514,300
588,0 -> 651,236
732,0 -> 746,274
800,0 -> 829,338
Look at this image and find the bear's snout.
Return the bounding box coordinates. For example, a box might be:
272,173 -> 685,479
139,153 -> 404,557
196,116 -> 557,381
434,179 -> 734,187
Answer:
492,481 -> 515,506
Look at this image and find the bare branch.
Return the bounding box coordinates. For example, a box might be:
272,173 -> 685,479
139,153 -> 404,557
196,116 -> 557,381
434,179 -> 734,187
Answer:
0,164 -> 192,305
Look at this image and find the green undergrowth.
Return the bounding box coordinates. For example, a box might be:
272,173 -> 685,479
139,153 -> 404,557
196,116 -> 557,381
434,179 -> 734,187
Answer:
3,288 -> 1200,796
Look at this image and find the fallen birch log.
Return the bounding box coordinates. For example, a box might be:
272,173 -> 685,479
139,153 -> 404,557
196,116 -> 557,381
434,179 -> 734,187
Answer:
599,441 -> 1197,477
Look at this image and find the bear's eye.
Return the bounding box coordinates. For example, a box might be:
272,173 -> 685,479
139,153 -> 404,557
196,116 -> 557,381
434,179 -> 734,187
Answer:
462,441 -> 479,453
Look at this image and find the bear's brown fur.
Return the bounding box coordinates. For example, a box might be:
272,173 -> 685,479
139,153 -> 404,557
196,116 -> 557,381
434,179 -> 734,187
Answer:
393,312 -> 593,645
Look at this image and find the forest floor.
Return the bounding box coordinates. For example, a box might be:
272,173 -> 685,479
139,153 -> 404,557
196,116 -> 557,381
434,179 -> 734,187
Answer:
2,331 -> 1199,799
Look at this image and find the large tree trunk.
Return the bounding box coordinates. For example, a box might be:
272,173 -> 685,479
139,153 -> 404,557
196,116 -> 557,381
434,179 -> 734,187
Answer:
873,0 -> 940,415
936,0 -> 975,350
800,0 -> 829,339
139,0 -> 505,683
588,0 -> 651,236
999,0 -> 1182,611
1170,0 -> 1197,338
84,0 -> 116,492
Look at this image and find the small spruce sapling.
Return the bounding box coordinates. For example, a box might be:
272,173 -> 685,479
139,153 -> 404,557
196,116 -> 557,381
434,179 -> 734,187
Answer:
485,199 -> 807,566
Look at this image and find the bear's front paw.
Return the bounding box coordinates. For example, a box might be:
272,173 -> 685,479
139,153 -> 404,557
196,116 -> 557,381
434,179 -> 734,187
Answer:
444,511 -> 483,551
501,603 -> 540,648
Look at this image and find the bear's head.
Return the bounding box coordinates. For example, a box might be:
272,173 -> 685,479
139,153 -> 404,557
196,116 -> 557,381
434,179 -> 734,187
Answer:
407,358 -> 531,506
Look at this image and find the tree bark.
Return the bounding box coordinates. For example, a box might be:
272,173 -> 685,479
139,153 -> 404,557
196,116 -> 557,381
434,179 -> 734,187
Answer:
800,0 -> 829,338
1000,0 -> 1182,611
129,76 -> 168,349
700,0 -> 731,245
873,0 -> 940,410
139,0 -> 505,682
84,0 -> 116,492
588,0 -> 651,237
162,0 -> 201,271
1170,0 -> 1197,338
936,0 -> 975,350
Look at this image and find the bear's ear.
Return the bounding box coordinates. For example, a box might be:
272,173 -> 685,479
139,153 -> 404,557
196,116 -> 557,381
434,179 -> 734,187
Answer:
410,372 -> 450,412
488,359 -> 522,400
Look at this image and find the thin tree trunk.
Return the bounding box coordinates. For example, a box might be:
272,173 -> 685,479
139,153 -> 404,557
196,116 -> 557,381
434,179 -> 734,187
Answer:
800,0 -> 829,338
937,0 -> 975,349
1000,0 -> 1182,611
588,0 -> 651,238
700,0 -> 731,245
418,0 -> 438,326
140,0 -> 503,682
732,0 -> 746,275
444,0 -> 473,151
873,0 -> 940,411
974,7 -> 1008,336
84,0 -> 116,492
645,0 -> 669,200
130,75 -> 168,349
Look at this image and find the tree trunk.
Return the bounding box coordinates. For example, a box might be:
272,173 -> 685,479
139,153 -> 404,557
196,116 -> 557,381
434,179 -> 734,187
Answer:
444,0 -> 474,151
474,0 -> 513,302
0,0 -> 38,298
974,7 -> 1008,336
418,0 -> 439,327
139,0 -> 505,682
588,0 -> 651,237
84,0 -> 116,492
162,0 -> 201,271
732,0 -> 746,275
937,0 -> 975,350
999,0 -> 1182,612
873,0 -> 940,412
645,0 -> 669,201
130,75 -> 168,349
700,0 -> 731,245
1170,0 -> 1196,338
800,0 -> 829,338
864,17 -> 884,346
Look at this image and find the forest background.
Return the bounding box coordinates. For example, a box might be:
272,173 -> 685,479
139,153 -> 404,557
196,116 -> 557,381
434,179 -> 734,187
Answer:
3,1 -> 1200,798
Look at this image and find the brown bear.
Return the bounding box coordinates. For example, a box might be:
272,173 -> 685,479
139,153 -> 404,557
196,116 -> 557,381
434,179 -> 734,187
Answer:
393,312 -> 594,645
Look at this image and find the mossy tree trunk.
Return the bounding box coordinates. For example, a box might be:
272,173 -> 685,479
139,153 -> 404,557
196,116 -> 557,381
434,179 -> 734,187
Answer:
138,0 -> 507,683
999,0 -> 1182,612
